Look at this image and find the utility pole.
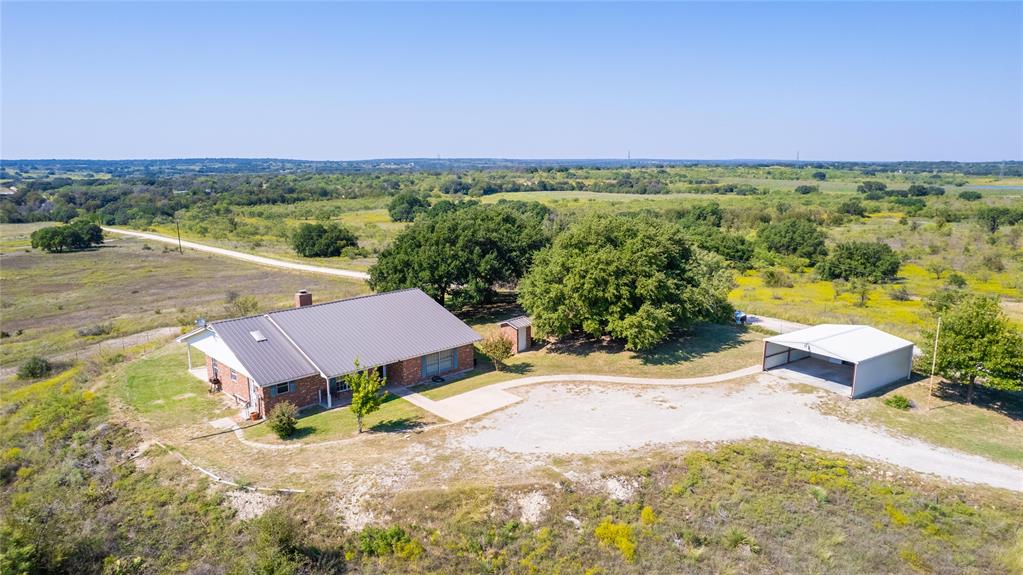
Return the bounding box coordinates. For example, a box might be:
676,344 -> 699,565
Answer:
175,219 -> 183,254
927,316 -> 941,410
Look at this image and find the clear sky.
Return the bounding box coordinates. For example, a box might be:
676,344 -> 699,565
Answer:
2,1 -> 1020,161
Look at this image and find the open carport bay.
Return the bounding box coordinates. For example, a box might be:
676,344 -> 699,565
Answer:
768,357 -> 853,395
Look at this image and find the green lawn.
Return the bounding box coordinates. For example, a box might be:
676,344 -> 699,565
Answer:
112,345 -> 224,432
243,391 -> 438,443
415,323 -> 764,401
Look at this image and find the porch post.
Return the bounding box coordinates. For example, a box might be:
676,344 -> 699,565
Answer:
325,377 -> 332,408
186,345 -> 193,370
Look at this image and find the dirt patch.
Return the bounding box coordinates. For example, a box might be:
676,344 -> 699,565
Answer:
517,490 -> 550,524
224,489 -> 280,520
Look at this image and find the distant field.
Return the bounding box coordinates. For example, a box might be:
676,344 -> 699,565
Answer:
0,225 -> 368,370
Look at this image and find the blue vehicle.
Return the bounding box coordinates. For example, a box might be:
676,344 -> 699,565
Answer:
734,310 -> 748,325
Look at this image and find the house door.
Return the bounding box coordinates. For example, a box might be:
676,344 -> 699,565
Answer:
517,328 -> 528,352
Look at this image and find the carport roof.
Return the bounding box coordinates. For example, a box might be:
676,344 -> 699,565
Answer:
764,324 -> 914,363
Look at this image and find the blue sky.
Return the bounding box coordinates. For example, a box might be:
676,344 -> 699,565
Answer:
2,2 -> 1020,161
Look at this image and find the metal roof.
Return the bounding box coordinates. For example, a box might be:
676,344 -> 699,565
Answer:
500,315 -> 532,329
184,288 -> 481,386
211,315 -> 319,385
268,288 -> 481,378
764,324 -> 914,364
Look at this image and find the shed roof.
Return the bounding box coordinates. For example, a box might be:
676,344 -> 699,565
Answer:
764,324 -> 914,363
180,288 -> 480,386
500,316 -> 532,329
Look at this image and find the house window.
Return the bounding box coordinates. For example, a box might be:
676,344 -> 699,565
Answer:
270,381 -> 296,397
330,377 -> 350,393
422,348 -> 456,377
230,369 -> 237,382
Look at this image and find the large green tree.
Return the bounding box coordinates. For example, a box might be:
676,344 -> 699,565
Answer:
817,241 -> 901,282
369,203 -> 548,306
29,221 -> 103,253
518,215 -> 733,350
923,295 -> 1023,404
290,222 -> 358,258
388,192 -> 429,222
757,219 -> 828,264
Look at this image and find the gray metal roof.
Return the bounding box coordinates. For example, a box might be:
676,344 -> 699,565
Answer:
199,288 -> 481,385
501,315 -> 532,329
268,288 -> 481,378
211,315 -> 319,385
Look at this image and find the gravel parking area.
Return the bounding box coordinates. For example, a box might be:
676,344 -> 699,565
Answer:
456,375 -> 1023,492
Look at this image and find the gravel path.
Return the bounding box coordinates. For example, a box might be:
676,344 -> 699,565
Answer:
456,375 -> 1023,492
102,227 -> 370,280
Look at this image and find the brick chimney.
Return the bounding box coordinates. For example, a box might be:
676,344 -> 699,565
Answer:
295,289 -> 313,308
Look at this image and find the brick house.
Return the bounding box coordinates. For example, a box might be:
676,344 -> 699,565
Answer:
177,288 -> 481,418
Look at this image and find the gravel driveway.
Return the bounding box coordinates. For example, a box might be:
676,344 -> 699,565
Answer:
456,375 -> 1023,492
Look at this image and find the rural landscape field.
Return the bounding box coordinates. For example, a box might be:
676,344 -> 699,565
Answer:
2,1 -> 1022,574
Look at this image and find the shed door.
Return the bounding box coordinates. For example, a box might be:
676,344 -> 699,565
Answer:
517,328 -> 528,352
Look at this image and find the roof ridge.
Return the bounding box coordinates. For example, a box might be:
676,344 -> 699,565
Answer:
267,287 -> 426,315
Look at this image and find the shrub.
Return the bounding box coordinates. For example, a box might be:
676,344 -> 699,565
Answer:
359,526 -> 419,558
794,185 -> 819,195
946,273 -> 967,289
757,220 -> 828,263
958,190 -> 982,201
817,241 -> 901,282
224,295 -> 259,317
640,506 -> 658,526
762,268 -> 794,288
884,395 -> 912,410
77,323 -> 113,337
388,192 -> 430,222
267,402 -> 299,438
594,518 -> 636,562
888,286 -> 911,301
17,356 -> 52,380
837,199 -> 866,217
291,222 -> 359,258
478,333 -> 513,371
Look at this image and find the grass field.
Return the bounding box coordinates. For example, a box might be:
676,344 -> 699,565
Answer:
0,224 -> 368,369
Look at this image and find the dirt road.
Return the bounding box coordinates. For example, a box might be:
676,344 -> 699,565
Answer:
101,227 -> 370,281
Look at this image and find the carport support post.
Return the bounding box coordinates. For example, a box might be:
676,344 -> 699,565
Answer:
186,345 -> 192,370
325,377 -> 332,409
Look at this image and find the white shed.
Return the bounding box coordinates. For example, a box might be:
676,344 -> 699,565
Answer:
762,324 -> 914,398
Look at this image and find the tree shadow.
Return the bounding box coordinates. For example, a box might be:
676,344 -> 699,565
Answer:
369,417 -> 427,433
931,381 -> 1023,421
454,292 -> 525,325
544,322 -> 749,367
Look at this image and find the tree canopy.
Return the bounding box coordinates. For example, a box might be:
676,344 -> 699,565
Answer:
290,222 -> 359,258
388,192 -> 429,222
30,221 -> 103,253
923,295 -> 1023,403
369,203 -> 548,306
817,241 -> 901,282
757,219 -> 828,264
518,215 -> 733,350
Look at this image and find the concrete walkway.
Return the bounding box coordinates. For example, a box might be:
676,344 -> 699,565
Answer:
102,227 -> 370,281
392,365 -> 762,423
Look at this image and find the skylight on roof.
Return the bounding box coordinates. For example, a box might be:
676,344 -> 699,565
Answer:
250,330 -> 267,342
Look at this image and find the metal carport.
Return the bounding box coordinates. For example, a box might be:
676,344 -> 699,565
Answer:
762,324 -> 914,398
